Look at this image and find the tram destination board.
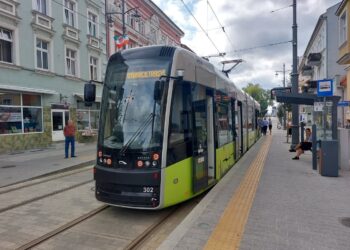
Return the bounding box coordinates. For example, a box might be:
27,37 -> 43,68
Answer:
270,87 -> 292,100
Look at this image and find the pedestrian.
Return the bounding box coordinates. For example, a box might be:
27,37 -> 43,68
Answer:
291,128 -> 312,160
268,117 -> 272,135
64,119 -> 77,158
262,117 -> 269,135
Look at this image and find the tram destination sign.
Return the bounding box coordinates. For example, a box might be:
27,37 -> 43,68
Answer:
270,87 -> 292,100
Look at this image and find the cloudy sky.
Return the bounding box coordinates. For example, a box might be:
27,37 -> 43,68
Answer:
153,0 -> 341,90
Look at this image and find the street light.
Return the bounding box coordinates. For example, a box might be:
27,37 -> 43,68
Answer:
275,63 -> 287,129
290,0 -> 299,150
105,0 -> 141,53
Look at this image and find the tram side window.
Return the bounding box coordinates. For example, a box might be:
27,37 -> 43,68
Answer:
217,102 -> 230,147
248,106 -> 253,131
167,83 -> 192,165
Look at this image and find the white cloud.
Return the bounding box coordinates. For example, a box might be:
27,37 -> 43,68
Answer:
153,0 -> 341,90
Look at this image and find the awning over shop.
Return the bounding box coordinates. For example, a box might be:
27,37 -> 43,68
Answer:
74,93 -> 102,103
0,84 -> 58,94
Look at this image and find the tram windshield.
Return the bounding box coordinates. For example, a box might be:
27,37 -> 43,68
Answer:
99,57 -> 170,151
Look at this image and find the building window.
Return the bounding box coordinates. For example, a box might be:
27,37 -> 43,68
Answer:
88,11 -> 97,37
66,48 -> 77,76
0,28 -> 13,63
64,0 -> 76,27
89,56 -> 98,80
0,92 -> 43,135
140,21 -> 145,35
339,11 -> 347,45
77,101 -> 100,131
36,39 -> 49,70
36,0 -> 47,15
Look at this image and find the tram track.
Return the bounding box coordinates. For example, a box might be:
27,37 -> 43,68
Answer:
16,205 -> 109,250
17,201 -> 195,250
0,179 -> 93,213
0,166 -> 94,214
0,165 -> 93,195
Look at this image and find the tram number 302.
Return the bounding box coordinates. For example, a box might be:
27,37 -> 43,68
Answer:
143,187 -> 154,193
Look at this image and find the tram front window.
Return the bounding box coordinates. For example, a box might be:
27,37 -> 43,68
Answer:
99,58 -> 169,151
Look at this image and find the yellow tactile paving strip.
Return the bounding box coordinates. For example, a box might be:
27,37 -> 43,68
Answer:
204,136 -> 272,250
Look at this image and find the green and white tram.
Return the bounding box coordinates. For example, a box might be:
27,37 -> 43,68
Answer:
86,46 -> 260,209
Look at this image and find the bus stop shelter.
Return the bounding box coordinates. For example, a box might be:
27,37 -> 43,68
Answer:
275,92 -> 340,176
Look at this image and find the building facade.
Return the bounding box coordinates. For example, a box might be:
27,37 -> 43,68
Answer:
336,0 -> 350,123
106,0 -> 184,56
0,0 -> 107,153
299,2 -> 346,126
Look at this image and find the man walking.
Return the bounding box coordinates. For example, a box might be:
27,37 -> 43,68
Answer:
64,119 -> 76,158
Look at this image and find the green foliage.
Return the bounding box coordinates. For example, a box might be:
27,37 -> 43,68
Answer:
242,83 -> 272,116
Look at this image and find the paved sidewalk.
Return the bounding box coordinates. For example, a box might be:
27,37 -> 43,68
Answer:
0,141 -> 97,187
159,128 -> 350,250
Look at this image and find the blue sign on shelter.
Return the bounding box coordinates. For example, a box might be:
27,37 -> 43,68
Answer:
317,79 -> 333,97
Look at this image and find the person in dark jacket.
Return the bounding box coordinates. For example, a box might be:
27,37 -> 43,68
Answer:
64,119 -> 76,158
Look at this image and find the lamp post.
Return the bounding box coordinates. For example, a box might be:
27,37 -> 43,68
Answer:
275,63 -> 287,129
291,0 -> 299,149
105,0 -> 140,55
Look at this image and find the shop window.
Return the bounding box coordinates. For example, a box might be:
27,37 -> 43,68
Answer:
23,108 -> 42,133
22,94 -> 41,106
0,92 -> 43,135
0,106 -> 22,134
77,101 -> 100,131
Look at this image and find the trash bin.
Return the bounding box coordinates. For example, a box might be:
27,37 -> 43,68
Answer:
318,140 -> 338,177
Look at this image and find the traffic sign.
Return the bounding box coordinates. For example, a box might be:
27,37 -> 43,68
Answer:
317,79 -> 333,97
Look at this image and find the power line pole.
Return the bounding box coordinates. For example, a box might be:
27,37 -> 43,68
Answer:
291,0 -> 299,149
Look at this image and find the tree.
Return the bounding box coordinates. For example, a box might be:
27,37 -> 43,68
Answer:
242,83 -> 272,116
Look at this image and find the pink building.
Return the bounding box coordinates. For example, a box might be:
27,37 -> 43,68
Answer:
106,0 -> 184,56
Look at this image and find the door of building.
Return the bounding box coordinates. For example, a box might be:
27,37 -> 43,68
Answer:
52,110 -> 69,141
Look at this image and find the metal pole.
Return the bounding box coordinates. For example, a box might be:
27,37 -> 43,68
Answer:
283,63 -> 286,130
105,0 -> 109,58
122,0 -> 126,36
291,0 -> 300,149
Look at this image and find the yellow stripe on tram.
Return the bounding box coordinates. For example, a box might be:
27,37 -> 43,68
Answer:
204,136 -> 272,250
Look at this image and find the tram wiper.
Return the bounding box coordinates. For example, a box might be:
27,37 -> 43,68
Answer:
118,113 -> 154,155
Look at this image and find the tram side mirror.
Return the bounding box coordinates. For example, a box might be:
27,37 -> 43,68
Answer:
84,82 -> 96,106
154,80 -> 164,101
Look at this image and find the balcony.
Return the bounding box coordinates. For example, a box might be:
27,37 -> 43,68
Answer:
0,0 -> 21,25
307,80 -> 317,88
87,35 -> 102,53
307,53 -> 321,66
31,11 -> 55,37
62,25 -> 80,45
301,65 -> 313,76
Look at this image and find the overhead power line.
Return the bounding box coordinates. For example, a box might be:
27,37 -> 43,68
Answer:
206,0 -> 235,52
227,40 -> 292,54
179,0 -> 223,55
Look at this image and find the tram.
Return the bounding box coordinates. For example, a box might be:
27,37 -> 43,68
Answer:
85,46 -> 260,209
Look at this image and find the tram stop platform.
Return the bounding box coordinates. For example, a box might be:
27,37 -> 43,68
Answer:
158,128 -> 350,250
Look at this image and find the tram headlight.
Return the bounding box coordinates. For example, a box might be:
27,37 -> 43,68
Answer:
145,161 -> 151,167
152,153 -> 160,161
137,160 -> 144,168
106,158 -> 112,166
152,161 -> 158,167
98,151 -> 103,157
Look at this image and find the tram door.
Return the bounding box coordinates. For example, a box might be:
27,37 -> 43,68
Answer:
237,101 -> 243,157
192,86 -> 214,193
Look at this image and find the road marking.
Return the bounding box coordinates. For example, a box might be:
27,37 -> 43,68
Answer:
204,136 -> 272,250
